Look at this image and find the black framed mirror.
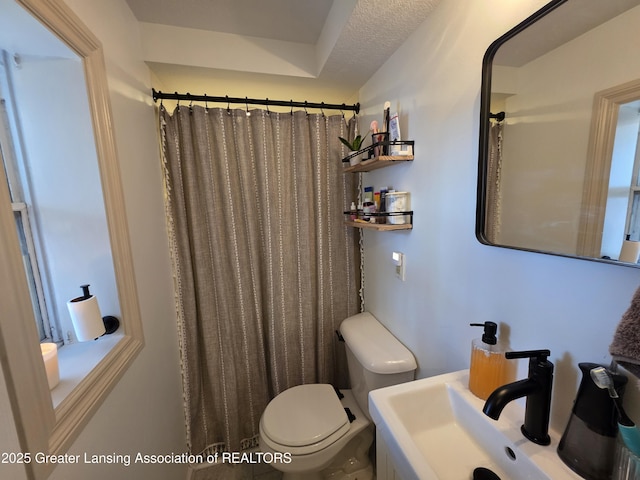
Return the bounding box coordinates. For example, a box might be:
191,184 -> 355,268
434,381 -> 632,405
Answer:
477,0 -> 640,266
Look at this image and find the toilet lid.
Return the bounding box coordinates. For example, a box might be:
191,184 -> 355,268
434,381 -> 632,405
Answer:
261,384 -> 349,447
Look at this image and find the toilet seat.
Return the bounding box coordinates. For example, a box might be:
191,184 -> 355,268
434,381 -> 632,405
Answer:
260,384 -> 351,455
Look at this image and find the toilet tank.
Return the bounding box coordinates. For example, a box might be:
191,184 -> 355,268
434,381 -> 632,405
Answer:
339,312 -> 417,418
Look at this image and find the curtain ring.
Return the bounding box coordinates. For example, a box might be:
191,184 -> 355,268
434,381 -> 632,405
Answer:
245,97 -> 251,116
204,93 -> 208,111
226,95 -> 231,114
290,100 -> 294,116
320,102 -> 325,117
265,98 -> 270,115
176,92 -> 180,111
304,101 -> 308,116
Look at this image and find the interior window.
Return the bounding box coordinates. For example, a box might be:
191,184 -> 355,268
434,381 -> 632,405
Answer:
0,58 -> 55,342
0,17 -> 120,346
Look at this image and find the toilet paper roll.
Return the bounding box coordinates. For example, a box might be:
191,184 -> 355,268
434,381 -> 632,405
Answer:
619,240 -> 640,263
67,295 -> 106,341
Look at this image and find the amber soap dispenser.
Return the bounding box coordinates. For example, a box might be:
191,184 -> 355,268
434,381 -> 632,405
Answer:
468,322 -> 513,400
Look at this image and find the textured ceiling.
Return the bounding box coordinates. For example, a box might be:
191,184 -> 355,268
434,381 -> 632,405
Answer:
318,0 -> 441,87
125,0 -> 442,94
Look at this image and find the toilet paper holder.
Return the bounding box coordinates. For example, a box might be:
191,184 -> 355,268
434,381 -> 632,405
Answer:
68,284 -> 120,341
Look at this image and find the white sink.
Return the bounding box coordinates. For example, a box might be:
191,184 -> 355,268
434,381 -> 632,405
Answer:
369,370 -> 581,480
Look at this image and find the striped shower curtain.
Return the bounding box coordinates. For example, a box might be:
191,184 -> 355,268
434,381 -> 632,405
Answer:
485,121 -> 504,244
159,104 -> 361,456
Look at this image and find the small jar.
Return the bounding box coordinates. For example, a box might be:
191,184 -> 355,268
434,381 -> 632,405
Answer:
362,201 -> 375,221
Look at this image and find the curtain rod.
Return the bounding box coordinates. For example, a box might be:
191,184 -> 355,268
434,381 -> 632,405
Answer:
152,88 -> 360,114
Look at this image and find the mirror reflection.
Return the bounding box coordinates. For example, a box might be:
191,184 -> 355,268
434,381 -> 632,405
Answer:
477,0 -> 640,265
0,0 -> 119,345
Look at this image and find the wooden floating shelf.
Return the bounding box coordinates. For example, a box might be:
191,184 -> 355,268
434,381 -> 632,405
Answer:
344,221 -> 413,231
343,155 -> 414,173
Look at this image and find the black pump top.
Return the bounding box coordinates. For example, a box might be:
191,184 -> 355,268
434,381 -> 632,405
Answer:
470,321 -> 497,345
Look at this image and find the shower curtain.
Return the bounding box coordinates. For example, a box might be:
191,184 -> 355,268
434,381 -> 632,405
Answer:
485,121 -> 503,243
160,105 -> 361,456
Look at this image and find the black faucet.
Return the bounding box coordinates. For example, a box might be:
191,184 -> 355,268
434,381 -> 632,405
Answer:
482,349 -> 554,446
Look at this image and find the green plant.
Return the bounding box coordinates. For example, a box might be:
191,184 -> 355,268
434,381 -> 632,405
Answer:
338,131 -> 370,151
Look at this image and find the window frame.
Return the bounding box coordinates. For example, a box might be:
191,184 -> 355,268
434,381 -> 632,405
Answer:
1,55 -> 58,345
0,1 -> 144,479
578,78 -> 640,257
625,119 -> 640,241
11,202 -> 53,342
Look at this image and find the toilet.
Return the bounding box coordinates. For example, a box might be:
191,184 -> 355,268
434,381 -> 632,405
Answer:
259,312 -> 417,480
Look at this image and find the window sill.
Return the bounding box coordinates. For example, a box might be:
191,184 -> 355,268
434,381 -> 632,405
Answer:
51,334 -> 123,409
49,332 -> 143,459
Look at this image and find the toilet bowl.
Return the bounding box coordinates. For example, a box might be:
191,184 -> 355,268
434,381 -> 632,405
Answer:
260,384 -> 373,480
259,312 -> 417,479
